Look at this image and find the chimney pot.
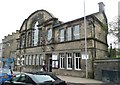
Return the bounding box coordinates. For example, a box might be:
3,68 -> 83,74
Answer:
98,2 -> 105,12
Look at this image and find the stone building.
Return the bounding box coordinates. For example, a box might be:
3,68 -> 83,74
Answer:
0,43 -> 2,57
0,43 -> 3,67
2,30 -> 19,69
16,2 -> 108,78
2,30 -> 19,58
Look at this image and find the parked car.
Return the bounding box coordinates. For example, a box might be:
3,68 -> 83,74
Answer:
0,68 -> 13,85
3,71 -> 67,85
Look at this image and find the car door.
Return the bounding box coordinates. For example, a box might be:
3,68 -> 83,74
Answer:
25,75 -> 36,85
4,74 -> 21,85
4,74 -> 34,85
7,74 -> 25,85
15,74 -> 26,85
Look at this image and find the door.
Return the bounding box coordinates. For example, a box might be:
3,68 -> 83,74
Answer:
49,57 -> 52,72
46,54 -> 52,72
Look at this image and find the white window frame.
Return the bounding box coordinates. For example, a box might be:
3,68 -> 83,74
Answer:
74,53 -> 81,70
34,21 -> 39,46
66,27 -> 72,41
73,25 -> 80,40
47,28 -> 52,41
59,29 -> 64,42
32,55 -> 36,65
36,55 -> 39,65
21,55 -> 25,66
40,55 -> 44,65
29,55 -> 32,65
60,53 -> 65,69
26,55 -> 28,65
67,53 -> 72,70
17,57 -> 20,65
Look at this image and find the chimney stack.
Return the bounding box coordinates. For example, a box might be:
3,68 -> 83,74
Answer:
98,2 -> 105,13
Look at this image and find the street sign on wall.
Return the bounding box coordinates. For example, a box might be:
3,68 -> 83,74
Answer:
82,54 -> 89,59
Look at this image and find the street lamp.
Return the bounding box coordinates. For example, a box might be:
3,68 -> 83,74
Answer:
84,0 -> 88,79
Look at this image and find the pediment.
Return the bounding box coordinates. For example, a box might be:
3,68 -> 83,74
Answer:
20,10 -> 56,32
94,12 -> 107,24
26,10 -> 56,30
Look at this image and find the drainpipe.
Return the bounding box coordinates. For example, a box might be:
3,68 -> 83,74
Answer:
88,18 -> 96,58
93,18 -> 96,79
89,17 -> 96,79
93,18 -> 96,59
110,43 -> 112,58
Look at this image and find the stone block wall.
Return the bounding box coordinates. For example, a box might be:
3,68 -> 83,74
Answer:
94,59 -> 120,83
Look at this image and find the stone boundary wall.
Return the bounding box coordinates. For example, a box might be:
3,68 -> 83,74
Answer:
94,59 -> 120,83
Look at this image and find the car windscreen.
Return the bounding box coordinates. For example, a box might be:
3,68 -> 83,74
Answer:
32,74 -> 55,83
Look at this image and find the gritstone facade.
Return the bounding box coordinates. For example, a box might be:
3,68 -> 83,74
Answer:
15,2 -> 108,78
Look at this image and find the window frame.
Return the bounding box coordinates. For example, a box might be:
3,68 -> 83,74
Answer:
29,55 -> 32,65
27,32 -> 31,47
39,28 -> 43,45
66,27 -> 72,41
67,53 -> 72,70
36,55 -> 39,65
73,25 -> 80,40
32,55 -> 36,65
47,28 -> 52,42
21,34 -> 25,48
74,52 -> 81,70
33,21 -> 39,46
59,53 -> 65,69
59,28 -> 65,42
25,55 -> 29,65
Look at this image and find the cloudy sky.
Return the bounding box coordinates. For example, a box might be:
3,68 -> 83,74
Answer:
0,0 -> 119,46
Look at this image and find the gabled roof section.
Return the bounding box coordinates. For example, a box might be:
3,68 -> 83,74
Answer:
94,2 -> 108,24
53,11 -> 108,29
93,12 -> 108,24
54,2 -> 108,28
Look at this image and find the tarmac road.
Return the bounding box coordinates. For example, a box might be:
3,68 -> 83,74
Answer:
68,83 -> 120,85
68,82 -> 85,85
68,82 -> 116,85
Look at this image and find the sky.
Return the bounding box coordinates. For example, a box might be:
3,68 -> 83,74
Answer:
0,0 -> 119,47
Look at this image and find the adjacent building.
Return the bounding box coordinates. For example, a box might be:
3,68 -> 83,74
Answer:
2,30 -> 19,69
0,43 -> 3,67
2,30 -> 19,58
16,2 -> 108,78
0,43 -> 2,57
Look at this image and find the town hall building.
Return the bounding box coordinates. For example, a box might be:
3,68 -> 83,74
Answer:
15,2 -> 108,78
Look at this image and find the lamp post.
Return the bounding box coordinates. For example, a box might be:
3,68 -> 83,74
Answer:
84,0 -> 88,79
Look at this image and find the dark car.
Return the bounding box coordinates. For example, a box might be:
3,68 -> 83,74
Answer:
0,68 -> 14,85
3,71 -> 67,85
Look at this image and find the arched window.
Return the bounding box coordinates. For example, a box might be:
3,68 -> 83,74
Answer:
27,32 -> 31,47
33,21 -> 39,46
39,28 -> 43,45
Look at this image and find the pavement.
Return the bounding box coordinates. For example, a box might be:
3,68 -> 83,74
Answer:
57,75 -> 103,84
